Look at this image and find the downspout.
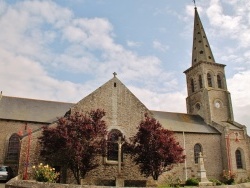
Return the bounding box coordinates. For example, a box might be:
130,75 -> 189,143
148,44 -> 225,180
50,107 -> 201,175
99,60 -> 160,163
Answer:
183,131 -> 188,180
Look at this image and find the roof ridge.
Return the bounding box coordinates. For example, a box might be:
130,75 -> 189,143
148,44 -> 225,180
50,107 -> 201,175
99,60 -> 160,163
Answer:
150,110 -> 200,116
2,95 -> 75,104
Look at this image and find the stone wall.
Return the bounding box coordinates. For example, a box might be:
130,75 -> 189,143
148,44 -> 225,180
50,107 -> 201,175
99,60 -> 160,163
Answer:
15,76 -> 250,185
69,77 -> 152,184
0,119 -> 46,175
185,61 -> 233,124
19,130 -> 225,185
79,155 -> 146,185
18,128 -> 44,180
156,132 -> 223,185
72,77 -> 152,138
228,129 -> 250,181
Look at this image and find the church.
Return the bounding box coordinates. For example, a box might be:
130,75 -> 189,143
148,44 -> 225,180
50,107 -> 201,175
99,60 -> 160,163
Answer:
0,7 -> 249,186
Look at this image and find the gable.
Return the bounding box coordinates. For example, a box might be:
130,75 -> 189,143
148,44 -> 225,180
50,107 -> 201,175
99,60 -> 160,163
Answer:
71,76 -> 152,137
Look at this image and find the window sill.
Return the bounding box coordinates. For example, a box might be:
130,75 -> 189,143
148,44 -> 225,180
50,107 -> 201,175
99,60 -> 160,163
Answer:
236,169 -> 246,172
103,157 -> 123,165
105,160 -> 118,165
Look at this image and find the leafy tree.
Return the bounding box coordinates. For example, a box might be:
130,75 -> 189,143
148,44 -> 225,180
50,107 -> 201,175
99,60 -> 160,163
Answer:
39,109 -> 107,184
130,114 -> 185,180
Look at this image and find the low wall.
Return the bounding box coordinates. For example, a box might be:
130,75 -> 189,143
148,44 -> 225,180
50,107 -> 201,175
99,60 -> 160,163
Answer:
5,178 -> 250,188
5,179 -> 114,188
5,178 -> 146,188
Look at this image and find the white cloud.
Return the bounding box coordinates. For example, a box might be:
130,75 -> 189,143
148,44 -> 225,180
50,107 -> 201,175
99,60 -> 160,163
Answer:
0,48 -> 84,102
19,1 -> 73,25
228,71 -> 250,107
127,40 -> 141,47
0,0 -> 178,103
205,0 -> 250,48
99,47 -> 171,87
3,0 -> 248,135
62,17 -> 114,50
207,0 -> 241,31
228,71 -> 250,131
129,86 -> 187,113
152,40 -> 169,52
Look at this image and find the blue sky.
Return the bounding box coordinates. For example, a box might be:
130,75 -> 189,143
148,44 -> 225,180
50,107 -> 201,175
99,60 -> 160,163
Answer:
0,0 -> 250,132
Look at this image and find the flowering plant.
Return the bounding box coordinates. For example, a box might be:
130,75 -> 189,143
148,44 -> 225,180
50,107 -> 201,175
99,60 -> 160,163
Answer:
222,170 -> 237,185
32,163 -> 59,183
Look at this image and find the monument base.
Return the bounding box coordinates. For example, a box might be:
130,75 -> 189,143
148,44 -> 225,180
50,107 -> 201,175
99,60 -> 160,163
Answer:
115,175 -> 124,187
146,178 -> 158,187
199,181 -> 213,186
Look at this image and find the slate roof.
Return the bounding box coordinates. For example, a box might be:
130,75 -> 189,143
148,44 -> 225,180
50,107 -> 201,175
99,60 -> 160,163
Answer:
151,110 -> 219,134
0,95 -> 220,134
0,96 -> 74,123
219,121 -> 244,130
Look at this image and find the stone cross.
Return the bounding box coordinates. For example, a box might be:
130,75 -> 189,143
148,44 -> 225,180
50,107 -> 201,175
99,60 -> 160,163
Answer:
113,72 -> 117,77
197,152 -> 213,186
117,136 -> 124,175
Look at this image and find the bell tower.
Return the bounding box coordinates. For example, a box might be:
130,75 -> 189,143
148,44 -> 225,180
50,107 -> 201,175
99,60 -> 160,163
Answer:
184,7 -> 234,124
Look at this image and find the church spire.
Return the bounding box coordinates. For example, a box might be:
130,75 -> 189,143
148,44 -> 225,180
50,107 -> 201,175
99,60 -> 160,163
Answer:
191,7 -> 215,66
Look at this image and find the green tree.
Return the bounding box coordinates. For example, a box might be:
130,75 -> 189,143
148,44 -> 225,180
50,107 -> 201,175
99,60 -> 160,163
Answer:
39,109 -> 107,184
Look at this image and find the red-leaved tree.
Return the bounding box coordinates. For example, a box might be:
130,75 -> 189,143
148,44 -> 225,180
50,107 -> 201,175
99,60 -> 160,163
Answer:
39,109 -> 107,184
130,114 -> 185,180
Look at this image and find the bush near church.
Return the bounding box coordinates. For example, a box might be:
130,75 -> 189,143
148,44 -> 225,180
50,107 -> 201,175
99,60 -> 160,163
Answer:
32,163 -> 59,183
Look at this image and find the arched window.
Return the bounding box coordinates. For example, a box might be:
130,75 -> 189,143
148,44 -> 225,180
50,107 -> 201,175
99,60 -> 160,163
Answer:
6,134 -> 20,161
198,75 -> 203,89
194,143 -> 202,164
207,73 -> 212,87
191,79 -> 195,93
107,129 -> 123,161
217,75 -> 223,89
235,149 -> 243,169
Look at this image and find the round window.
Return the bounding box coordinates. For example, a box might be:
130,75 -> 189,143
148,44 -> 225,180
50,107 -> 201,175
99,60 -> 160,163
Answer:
195,103 -> 201,110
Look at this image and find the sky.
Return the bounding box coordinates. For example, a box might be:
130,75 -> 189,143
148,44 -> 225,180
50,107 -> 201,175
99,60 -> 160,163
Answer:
0,0 -> 250,132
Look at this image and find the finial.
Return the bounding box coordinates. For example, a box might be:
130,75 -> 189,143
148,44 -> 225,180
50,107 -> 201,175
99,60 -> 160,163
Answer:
113,72 -> 117,77
193,0 -> 196,8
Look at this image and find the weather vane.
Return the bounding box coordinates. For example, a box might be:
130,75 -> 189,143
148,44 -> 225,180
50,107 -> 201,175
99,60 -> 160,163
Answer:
193,0 -> 196,7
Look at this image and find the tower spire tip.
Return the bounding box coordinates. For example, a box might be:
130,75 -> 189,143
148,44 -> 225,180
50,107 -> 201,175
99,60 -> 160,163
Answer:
193,0 -> 197,8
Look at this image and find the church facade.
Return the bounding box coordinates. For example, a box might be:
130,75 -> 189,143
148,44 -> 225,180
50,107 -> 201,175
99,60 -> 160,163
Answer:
0,7 -> 250,185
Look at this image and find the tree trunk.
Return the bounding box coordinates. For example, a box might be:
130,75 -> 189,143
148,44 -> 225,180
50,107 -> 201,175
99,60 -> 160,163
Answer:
71,167 -> 80,184
152,171 -> 159,180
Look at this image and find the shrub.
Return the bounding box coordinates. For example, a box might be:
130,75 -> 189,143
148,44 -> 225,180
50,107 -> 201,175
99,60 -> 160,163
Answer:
222,170 -> 236,185
209,179 -> 223,185
241,177 -> 250,183
185,178 -> 199,186
32,163 -> 59,183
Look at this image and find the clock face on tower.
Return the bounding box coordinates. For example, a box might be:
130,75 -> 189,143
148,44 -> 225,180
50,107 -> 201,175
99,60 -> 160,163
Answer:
214,100 -> 222,108
215,102 -> 220,108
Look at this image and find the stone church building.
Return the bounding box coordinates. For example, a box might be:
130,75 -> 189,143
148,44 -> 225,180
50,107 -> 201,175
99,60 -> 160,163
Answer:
0,7 -> 249,185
